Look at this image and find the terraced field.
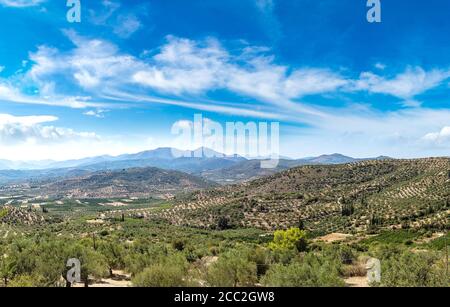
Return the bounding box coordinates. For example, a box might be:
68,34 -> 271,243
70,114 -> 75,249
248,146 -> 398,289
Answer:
111,158 -> 450,235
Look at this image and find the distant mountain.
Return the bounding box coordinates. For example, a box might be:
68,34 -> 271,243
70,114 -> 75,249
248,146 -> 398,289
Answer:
200,159 -> 301,184
0,147 -> 243,171
0,168 -> 91,185
199,154 -> 395,184
0,160 -> 11,170
303,153 -> 357,164
0,148 -> 394,184
28,167 -> 216,199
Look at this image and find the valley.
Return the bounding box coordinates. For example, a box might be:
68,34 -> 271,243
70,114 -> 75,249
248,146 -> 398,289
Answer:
0,150 -> 448,288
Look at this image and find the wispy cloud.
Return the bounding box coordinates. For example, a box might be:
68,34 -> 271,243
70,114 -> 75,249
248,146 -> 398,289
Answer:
83,109 -> 107,118
0,82 -> 104,108
114,14 -> 142,38
132,36 -> 348,110
89,0 -> 120,25
4,31 -> 450,151
0,0 -> 44,8
353,67 -> 450,105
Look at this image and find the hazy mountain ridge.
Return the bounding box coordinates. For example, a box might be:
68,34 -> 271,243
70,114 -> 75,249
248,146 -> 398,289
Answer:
0,148 -> 393,184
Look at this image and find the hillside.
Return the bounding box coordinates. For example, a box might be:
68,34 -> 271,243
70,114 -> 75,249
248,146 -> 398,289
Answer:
27,167 -> 216,199
141,158 -> 450,234
200,159 -> 301,183
0,206 -> 45,226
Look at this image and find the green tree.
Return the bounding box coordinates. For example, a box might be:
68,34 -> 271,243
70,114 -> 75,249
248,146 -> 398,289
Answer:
0,254 -> 15,287
67,243 -> 108,287
269,228 -> 308,252
98,240 -> 126,277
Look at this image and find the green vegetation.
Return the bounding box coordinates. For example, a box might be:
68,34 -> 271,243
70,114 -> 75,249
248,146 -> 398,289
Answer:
153,159 -> 450,234
0,158 -> 448,287
268,228 -> 308,252
0,208 -> 8,219
0,215 -> 447,287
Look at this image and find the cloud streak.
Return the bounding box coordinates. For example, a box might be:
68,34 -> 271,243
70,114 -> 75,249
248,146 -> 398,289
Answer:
6,32 -> 450,121
0,0 -> 44,8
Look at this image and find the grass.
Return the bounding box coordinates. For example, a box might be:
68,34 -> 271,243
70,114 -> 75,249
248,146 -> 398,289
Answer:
426,232 -> 450,251
0,207 -> 9,219
361,230 -> 423,246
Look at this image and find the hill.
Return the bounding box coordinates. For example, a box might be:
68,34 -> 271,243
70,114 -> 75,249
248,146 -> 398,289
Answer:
0,206 -> 45,226
142,158 -> 450,234
25,167 -> 217,199
200,159 -> 301,183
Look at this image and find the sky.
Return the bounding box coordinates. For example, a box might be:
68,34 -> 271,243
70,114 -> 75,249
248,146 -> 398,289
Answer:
0,0 -> 450,161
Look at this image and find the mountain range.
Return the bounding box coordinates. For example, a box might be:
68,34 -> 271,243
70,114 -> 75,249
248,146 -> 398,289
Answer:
0,148 -> 392,185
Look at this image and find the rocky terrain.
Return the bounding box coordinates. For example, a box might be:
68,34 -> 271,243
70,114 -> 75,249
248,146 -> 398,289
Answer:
0,206 -> 45,226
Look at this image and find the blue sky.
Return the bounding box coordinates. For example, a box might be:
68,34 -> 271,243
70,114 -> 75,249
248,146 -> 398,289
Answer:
1,0 -> 450,160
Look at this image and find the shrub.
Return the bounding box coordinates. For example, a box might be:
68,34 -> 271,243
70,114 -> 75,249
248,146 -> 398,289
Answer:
261,254 -> 345,287
132,254 -> 188,287
217,216 -> 231,230
380,250 -> 449,287
268,228 -> 308,252
206,249 -> 257,287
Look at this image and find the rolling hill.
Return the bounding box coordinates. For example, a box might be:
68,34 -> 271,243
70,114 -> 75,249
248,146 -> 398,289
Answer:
23,167 -> 217,199
139,158 -> 450,235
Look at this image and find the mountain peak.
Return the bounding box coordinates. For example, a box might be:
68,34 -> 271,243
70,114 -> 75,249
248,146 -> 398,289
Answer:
306,153 -> 356,164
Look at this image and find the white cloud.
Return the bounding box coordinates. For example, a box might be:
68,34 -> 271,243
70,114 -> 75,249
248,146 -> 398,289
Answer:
423,127 -> 450,144
0,66 -> 4,73
83,109 -> 107,118
133,36 -> 227,94
0,113 -> 98,145
374,63 -> 386,70
28,30 -> 144,92
132,36 -> 348,103
89,0 -> 120,25
280,107 -> 450,159
0,114 -> 172,161
354,67 -> 450,100
9,32 -> 448,120
0,0 -> 44,7
0,82 -> 102,108
114,14 -> 142,38
4,31 -> 450,162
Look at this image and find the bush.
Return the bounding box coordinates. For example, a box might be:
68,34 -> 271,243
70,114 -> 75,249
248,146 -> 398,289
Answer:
172,239 -> 185,252
261,253 -> 345,287
132,254 -> 188,287
207,249 -> 257,287
380,250 -> 449,287
217,216 -> 231,230
269,228 -> 308,252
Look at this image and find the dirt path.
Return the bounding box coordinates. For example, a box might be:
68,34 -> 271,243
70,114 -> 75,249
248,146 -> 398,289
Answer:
315,233 -> 353,243
344,276 -> 369,288
74,270 -> 132,288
